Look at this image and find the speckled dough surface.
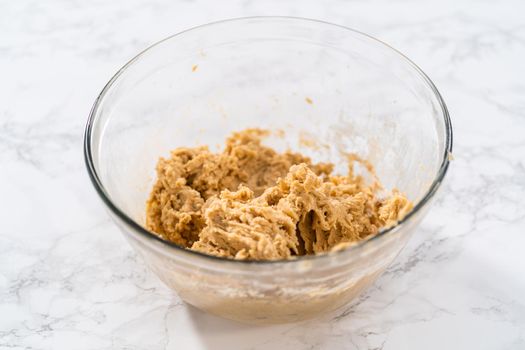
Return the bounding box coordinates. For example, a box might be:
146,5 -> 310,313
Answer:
146,129 -> 412,260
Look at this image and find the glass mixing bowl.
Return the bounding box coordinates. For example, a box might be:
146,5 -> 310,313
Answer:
84,17 -> 452,324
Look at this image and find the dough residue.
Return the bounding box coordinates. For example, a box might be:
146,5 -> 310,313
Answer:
146,129 -> 412,260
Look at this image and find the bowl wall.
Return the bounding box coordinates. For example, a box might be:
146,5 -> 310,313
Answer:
86,17 -> 451,323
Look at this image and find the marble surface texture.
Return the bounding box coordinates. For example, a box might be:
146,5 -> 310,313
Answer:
1,0 -> 524,349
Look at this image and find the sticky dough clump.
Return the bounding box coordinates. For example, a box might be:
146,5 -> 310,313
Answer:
146,129 -> 412,260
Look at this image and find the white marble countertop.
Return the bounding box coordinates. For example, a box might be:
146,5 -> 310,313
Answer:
1,0 -> 524,349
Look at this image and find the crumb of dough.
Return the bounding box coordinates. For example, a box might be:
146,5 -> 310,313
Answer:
146,128 -> 412,260
305,97 -> 313,104
192,64 -> 198,72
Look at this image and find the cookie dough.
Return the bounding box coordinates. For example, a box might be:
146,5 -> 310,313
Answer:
146,129 -> 412,260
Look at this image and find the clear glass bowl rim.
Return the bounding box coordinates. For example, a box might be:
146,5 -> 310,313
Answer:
83,16 -> 453,266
